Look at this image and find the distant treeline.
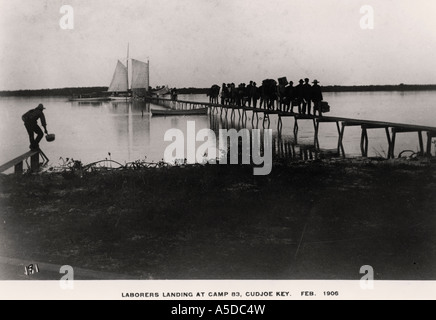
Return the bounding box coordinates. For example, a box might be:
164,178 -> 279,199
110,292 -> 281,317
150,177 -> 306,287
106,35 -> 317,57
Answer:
175,87 -> 209,94
322,84 -> 436,92
0,86 -> 210,97
1,84 -> 436,97
0,87 -> 109,97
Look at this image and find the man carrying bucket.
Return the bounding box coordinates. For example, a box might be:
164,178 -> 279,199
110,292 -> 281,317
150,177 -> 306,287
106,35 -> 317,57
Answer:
22,103 -> 49,150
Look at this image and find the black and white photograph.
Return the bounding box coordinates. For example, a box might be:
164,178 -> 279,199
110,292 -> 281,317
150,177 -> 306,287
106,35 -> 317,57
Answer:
0,0 -> 435,301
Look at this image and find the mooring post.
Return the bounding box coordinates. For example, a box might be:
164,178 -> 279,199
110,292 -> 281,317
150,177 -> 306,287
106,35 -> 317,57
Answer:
427,131 -> 434,156
279,115 -> 283,132
272,136 -> 276,158
385,127 -> 393,159
277,138 -> 283,157
418,131 -> 424,156
290,144 -> 295,159
360,126 -> 369,157
262,113 -> 270,129
391,128 -> 397,158
30,152 -> 40,171
360,127 -> 365,157
338,123 -> 346,158
314,119 -> 320,150
293,118 -> 299,136
335,121 -> 342,154
243,113 -> 248,128
14,161 -> 23,174
364,128 -> 369,157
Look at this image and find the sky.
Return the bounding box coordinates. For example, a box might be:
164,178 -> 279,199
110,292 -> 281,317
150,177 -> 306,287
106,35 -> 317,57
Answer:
0,0 -> 436,90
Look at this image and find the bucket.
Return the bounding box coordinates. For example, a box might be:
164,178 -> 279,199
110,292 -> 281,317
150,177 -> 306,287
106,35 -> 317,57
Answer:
46,133 -> 55,142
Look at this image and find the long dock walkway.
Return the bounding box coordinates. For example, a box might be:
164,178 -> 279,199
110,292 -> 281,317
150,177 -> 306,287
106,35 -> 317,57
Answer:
147,97 -> 436,159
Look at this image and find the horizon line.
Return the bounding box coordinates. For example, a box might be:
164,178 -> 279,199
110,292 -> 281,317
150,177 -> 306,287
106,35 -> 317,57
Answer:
2,83 -> 436,92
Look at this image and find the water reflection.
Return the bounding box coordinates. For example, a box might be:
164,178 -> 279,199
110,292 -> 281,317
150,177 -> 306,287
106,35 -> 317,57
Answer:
209,106 -> 341,162
68,99 -> 153,163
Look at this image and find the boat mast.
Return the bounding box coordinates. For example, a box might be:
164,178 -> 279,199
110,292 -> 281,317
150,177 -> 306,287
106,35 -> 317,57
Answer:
127,43 -> 130,93
147,57 -> 150,93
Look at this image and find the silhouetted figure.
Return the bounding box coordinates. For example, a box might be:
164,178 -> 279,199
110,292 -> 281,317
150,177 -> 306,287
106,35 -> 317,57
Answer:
208,84 -> 220,104
252,82 -> 260,108
237,83 -> 247,107
246,81 -> 253,107
302,78 -> 312,115
277,77 -> 288,112
262,79 -> 278,110
258,84 -> 264,108
285,81 -> 295,112
230,83 -> 237,105
294,79 -> 304,114
221,83 -> 228,105
311,79 -> 324,116
171,88 -> 178,101
22,104 -> 48,150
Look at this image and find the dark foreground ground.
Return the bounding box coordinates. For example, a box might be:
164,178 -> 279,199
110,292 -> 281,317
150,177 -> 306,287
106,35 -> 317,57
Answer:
0,158 -> 435,280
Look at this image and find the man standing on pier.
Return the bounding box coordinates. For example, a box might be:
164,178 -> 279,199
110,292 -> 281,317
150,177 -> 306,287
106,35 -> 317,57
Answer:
295,79 -> 304,114
302,78 -> 312,115
311,80 -> 324,116
22,104 -> 48,150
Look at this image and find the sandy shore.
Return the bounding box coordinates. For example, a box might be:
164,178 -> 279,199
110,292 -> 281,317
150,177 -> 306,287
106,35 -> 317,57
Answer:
0,158 -> 435,280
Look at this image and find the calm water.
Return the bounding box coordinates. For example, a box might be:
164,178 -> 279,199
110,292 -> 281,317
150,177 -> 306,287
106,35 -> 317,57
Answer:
0,91 -> 435,171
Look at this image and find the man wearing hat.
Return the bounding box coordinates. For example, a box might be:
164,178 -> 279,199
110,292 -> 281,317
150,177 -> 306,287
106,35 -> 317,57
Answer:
311,80 -> 324,116
294,79 -> 305,114
22,103 -> 48,150
302,78 -> 312,115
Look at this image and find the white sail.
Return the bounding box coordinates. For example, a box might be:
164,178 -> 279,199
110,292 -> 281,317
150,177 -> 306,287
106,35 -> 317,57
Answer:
131,59 -> 149,90
108,60 -> 128,92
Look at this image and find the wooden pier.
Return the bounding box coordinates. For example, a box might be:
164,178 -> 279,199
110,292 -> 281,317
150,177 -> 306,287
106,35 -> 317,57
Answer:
0,149 -> 49,174
146,97 -> 436,159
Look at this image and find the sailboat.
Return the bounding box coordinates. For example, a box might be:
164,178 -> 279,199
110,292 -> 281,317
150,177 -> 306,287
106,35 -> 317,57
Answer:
69,46 -> 150,102
108,47 -> 150,101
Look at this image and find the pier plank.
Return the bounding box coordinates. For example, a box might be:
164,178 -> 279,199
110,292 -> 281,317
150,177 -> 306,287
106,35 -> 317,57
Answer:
0,150 -> 39,173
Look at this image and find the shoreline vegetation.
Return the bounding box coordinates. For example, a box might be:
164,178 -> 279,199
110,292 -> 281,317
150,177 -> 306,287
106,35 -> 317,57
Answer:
1,158 -> 436,280
1,84 -> 436,97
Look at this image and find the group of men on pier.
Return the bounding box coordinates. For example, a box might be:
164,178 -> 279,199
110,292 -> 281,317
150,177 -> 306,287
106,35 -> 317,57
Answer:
209,77 -> 325,116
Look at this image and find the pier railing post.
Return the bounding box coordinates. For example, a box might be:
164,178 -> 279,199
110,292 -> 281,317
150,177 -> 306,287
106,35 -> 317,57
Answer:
14,161 -> 23,174
31,152 -> 40,171
335,121 -> 342,155
385,128 -> 393,159
277,115 -> 283,133
418,131 -> 424,156
391,128 -> 397,159
314,119 -> 320,149
360,126 -> 369,157
427,132 -> 434,156
339,123 -> 346,158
